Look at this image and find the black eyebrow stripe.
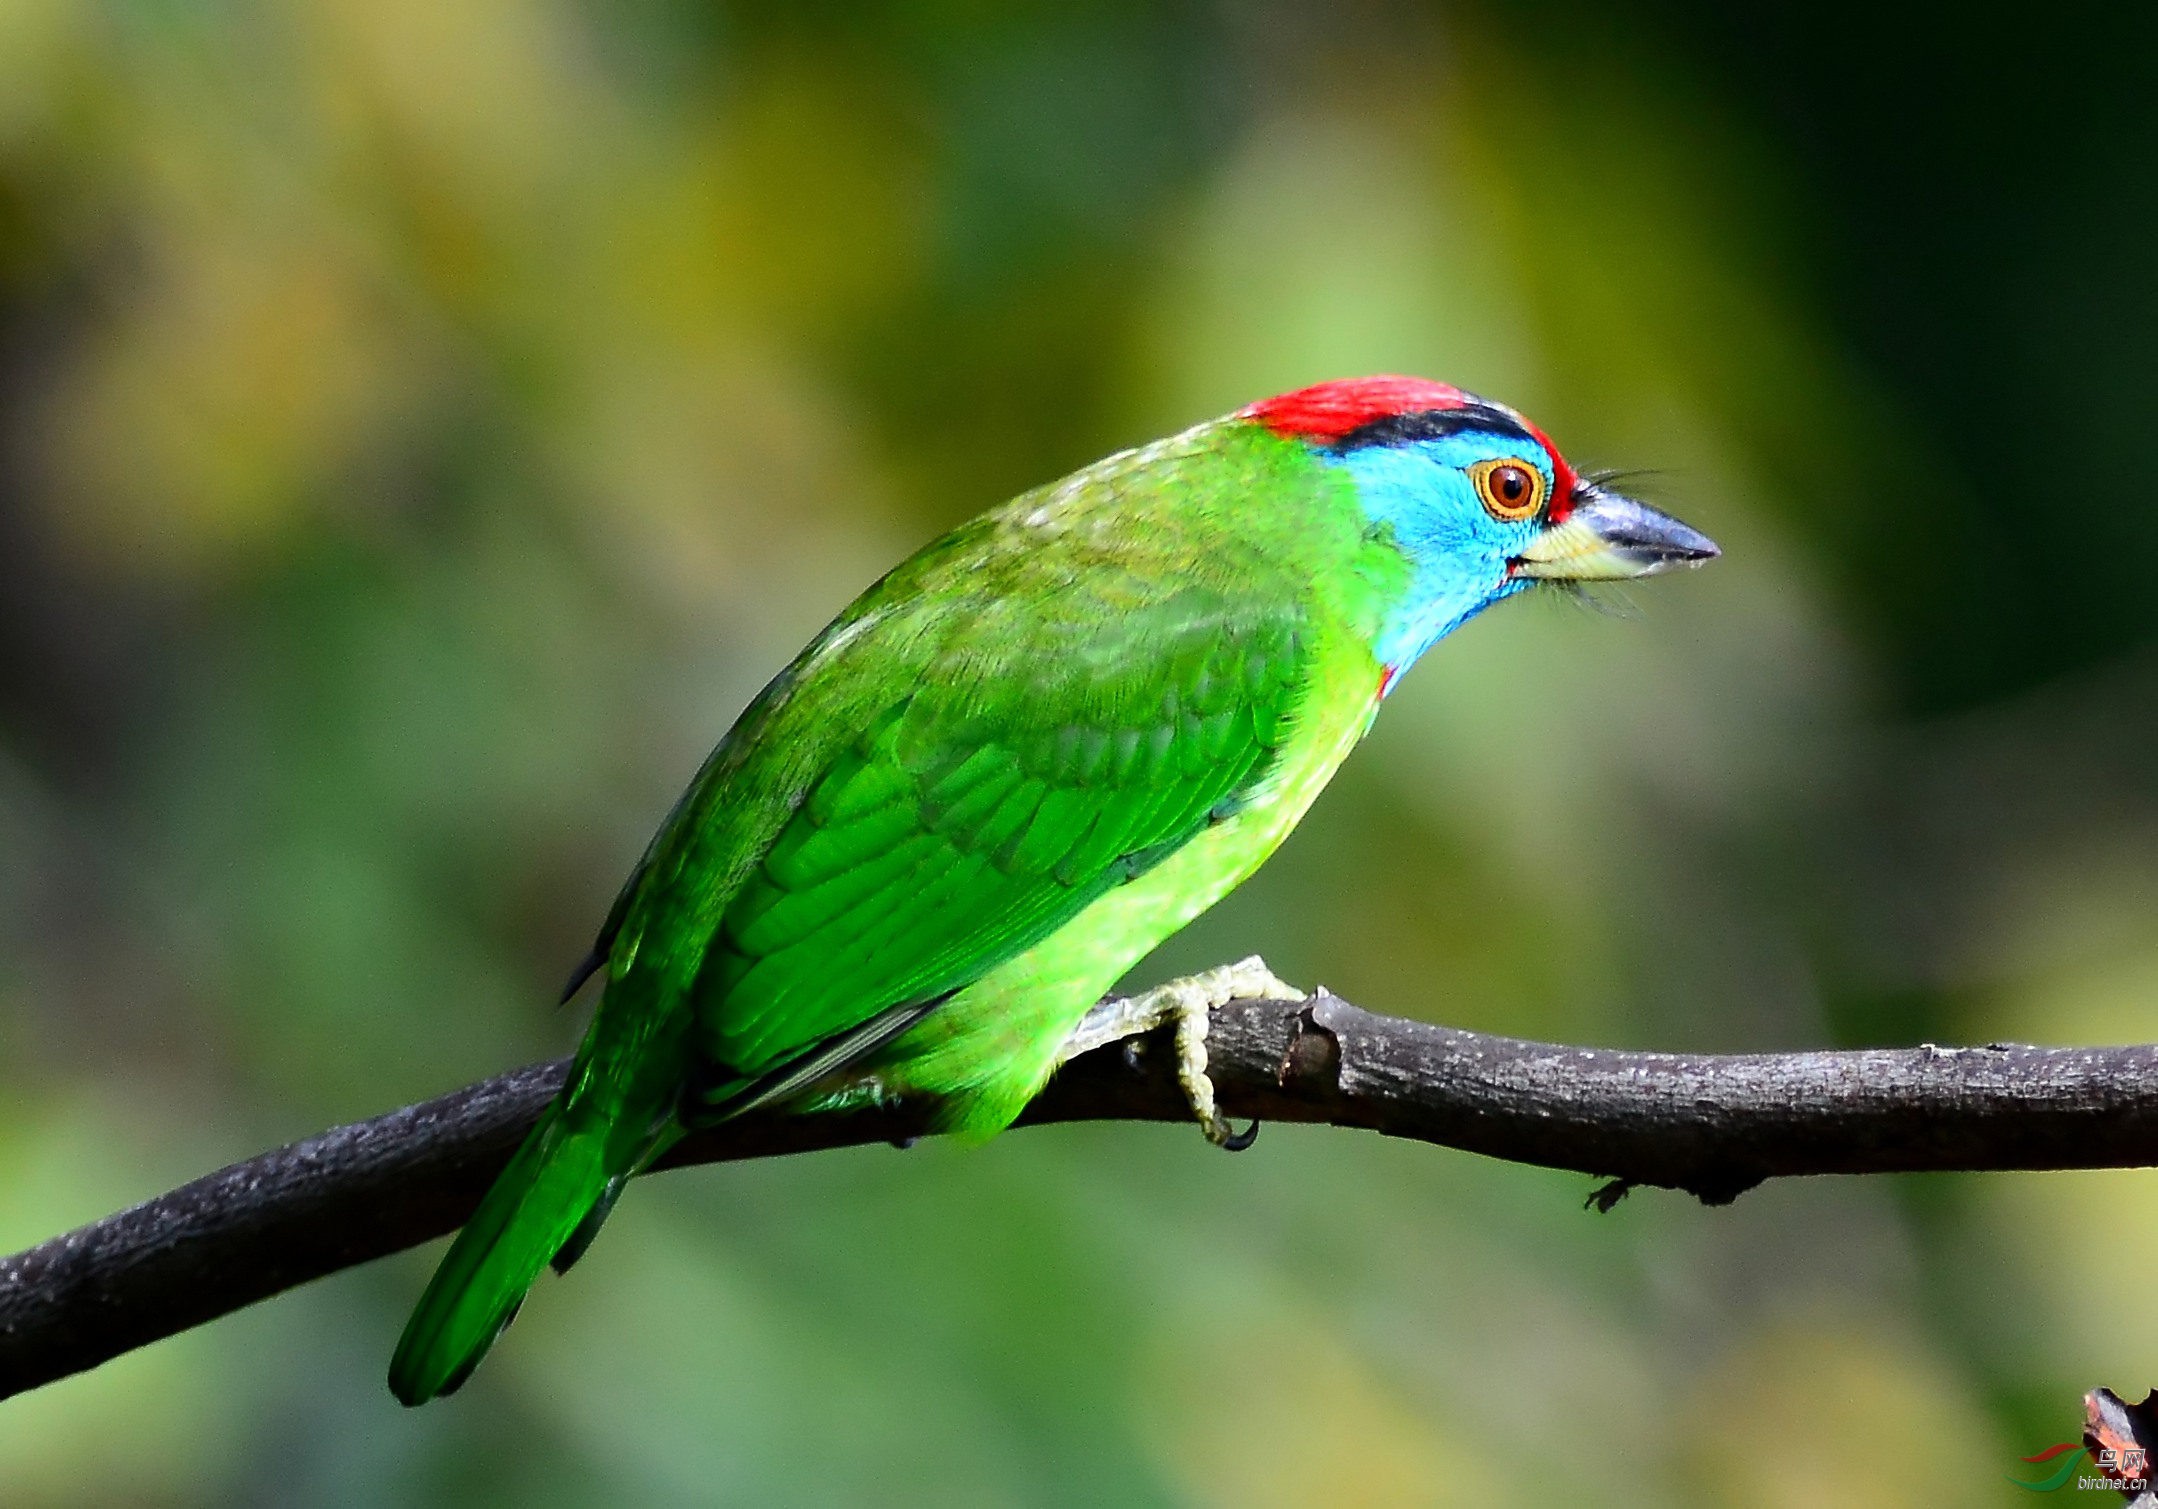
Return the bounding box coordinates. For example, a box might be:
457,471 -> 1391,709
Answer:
1327,403 -> 1536,455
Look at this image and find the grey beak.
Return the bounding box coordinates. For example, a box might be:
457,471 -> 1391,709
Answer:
1510,485 -> 1720,581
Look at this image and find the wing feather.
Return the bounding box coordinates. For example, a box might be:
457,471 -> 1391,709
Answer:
685,588 -> 1312,1094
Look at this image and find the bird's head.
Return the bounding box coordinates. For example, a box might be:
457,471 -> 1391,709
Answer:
1244,375 -> 1717,679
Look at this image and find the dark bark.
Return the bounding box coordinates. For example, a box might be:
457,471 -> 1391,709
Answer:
4,988 -> 2155,1400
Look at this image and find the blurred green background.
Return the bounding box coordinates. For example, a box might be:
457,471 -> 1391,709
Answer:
2,1 -> 2154,1504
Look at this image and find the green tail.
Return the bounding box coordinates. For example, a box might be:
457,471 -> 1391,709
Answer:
388,1105 -> 616,1406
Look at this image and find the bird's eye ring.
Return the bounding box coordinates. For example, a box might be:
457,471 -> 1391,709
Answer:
1471,458 -> 1546,521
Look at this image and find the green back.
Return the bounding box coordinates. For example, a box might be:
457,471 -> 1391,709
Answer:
575,419 -> 1398,1111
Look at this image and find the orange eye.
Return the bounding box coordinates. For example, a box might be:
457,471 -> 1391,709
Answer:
1472,458 -> 1546,521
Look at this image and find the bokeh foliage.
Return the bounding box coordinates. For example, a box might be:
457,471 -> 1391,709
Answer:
1,2 -> 2154,1504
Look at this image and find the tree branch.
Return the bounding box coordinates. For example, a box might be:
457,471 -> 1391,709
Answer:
4,986 -> 2156,1400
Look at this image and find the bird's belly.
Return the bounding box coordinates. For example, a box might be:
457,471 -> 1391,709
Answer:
866,693 -> 1376,1136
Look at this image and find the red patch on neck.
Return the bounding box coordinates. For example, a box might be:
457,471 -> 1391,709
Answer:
1240,376 -> 1472,444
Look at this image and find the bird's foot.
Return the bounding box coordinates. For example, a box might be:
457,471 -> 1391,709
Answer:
1062,956 -> 1304,1151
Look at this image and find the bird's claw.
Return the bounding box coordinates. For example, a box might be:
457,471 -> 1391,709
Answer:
1066,955 -> 1302,1151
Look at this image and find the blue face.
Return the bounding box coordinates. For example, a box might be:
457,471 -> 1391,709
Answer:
1333,427 -> 1558,675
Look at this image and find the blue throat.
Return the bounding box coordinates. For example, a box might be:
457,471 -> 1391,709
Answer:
1334,434 -> 1547,681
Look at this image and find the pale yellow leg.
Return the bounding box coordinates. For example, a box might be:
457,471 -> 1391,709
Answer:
1060,955 -> 1304,1149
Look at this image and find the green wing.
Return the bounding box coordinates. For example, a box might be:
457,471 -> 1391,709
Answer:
679,567 -> 1313,1107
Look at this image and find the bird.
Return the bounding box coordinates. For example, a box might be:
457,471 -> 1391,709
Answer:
388,374 -> 1718,1404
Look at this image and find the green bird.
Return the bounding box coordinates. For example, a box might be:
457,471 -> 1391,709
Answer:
389,374 -> 1717,1404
